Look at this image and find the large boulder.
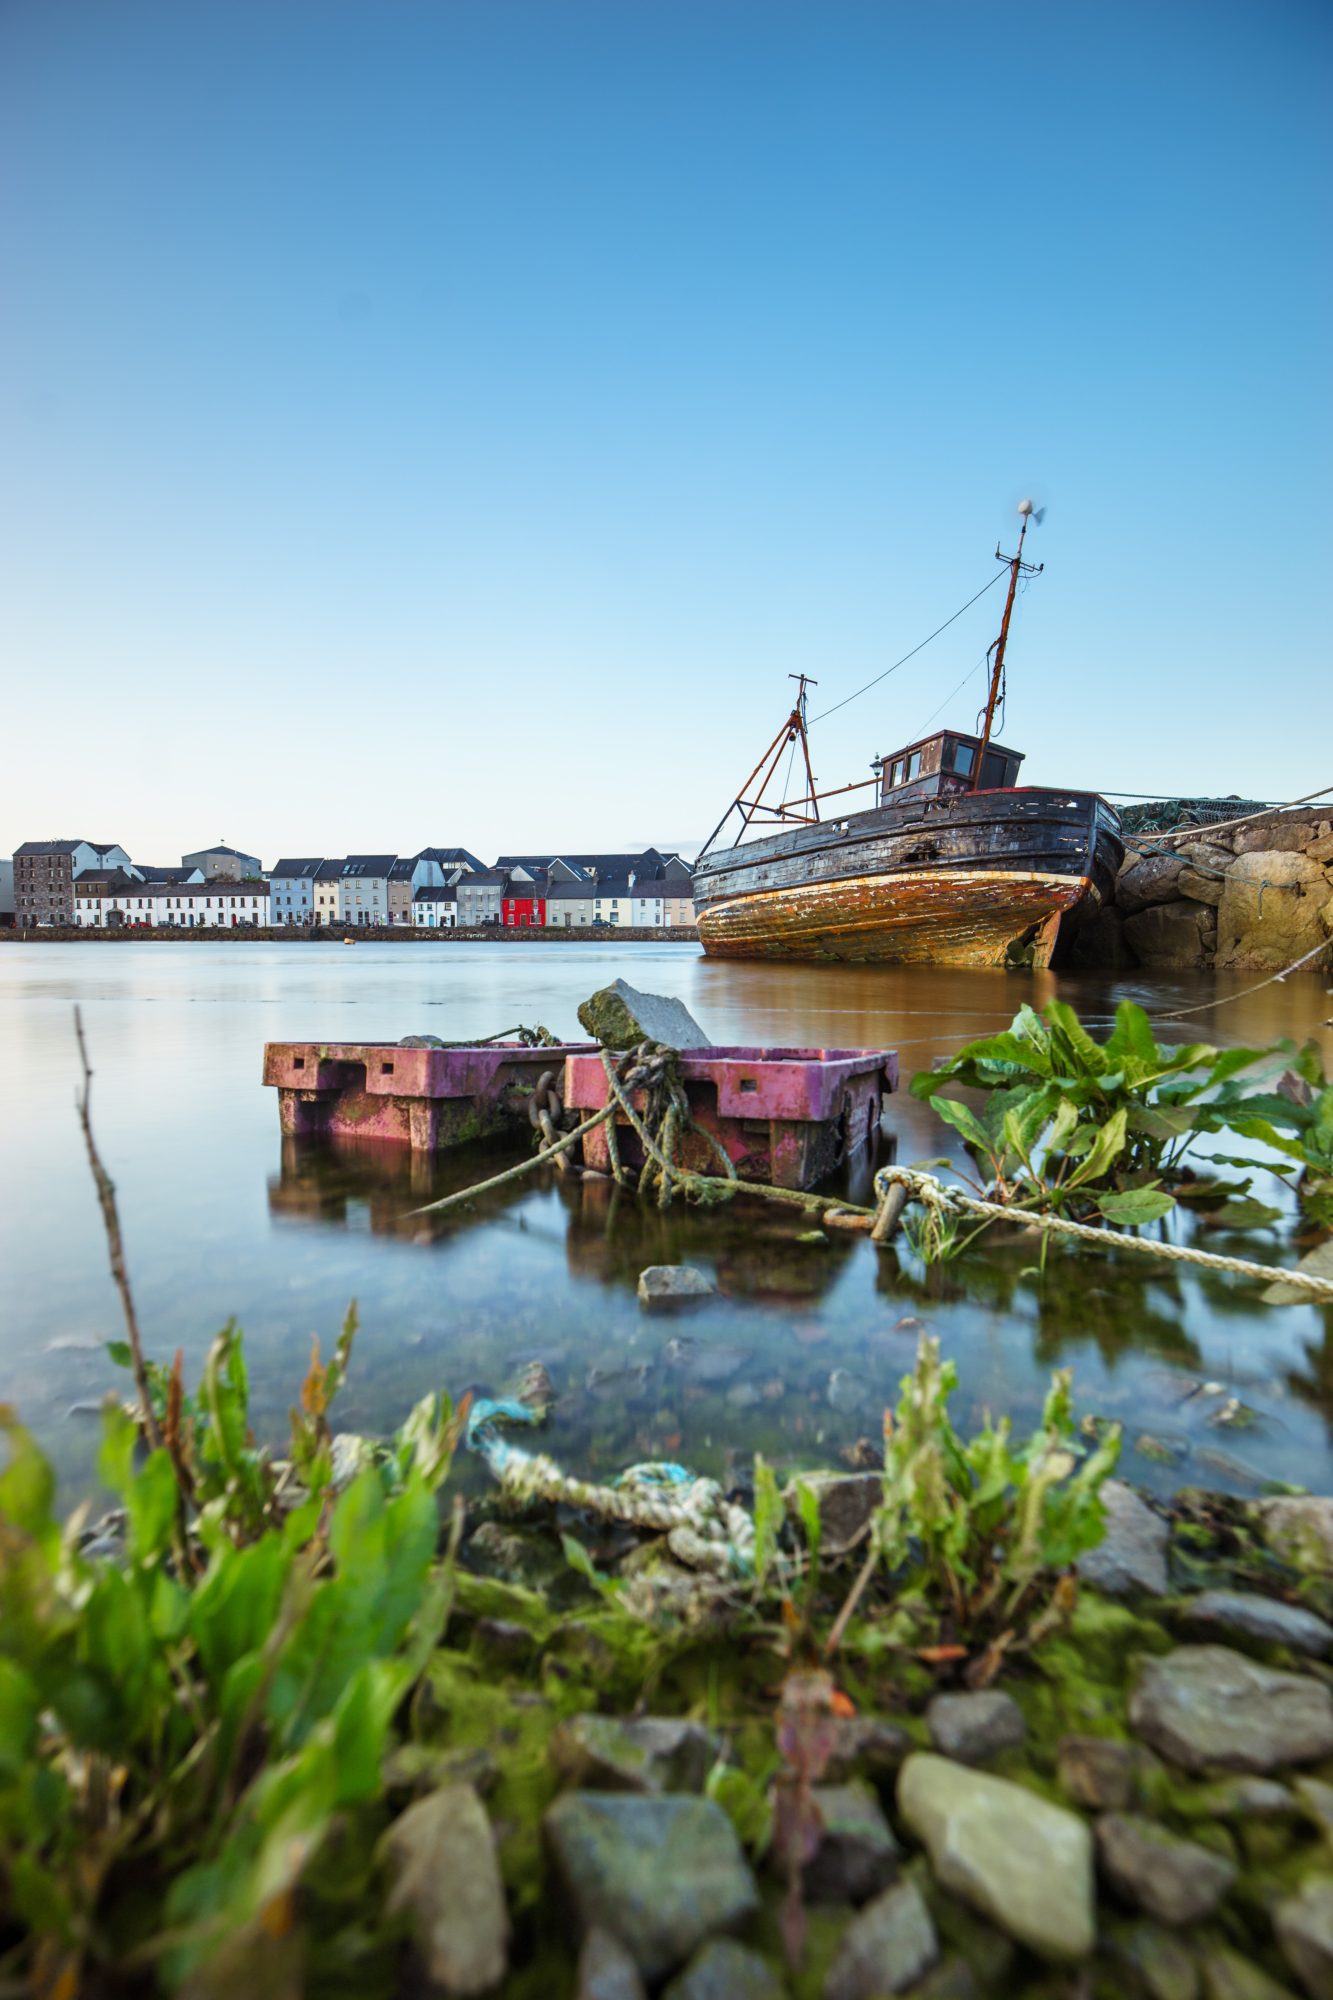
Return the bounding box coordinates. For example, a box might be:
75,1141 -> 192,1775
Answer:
1116,852 -> 1187,914
897,1753 -> 1096,1962
1233,814 -> 1333,855
1215,850 -> 1333,970
1066,903 -> 1135,971
1121,899 -> 1216,969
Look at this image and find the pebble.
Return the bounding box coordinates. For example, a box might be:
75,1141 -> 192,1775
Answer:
1130,1645 -> 1333,1773
1295,1776 -> 1333,1839
550,1716 -> 719,1795
826,1369 -> 871,1415
897,1752 -> 1095,1962
801,1781 -> 900,1904
1274,1875 -> 1333,2000
1197,1942 -> 1301,2000
1095,1812 -> 1236,1926
927,1691 -> 1026,1765
638,1266 -> 715,1312
1077,1480 -> 1169,1597
823,1877 -> 940,2000
381,1783 -> 509,1996
822,1715 -> 912,1784
1113,1921 -> 1200,2000
1057,1735 -> 1141,1812
1252,1497 -> 1333,1575
662,1939 -> 785,2000
1179,1589 -> 1333,1659
543,1792 -> 759,1984
785,1472 -> 881,1556
576,1928 -> 647,2000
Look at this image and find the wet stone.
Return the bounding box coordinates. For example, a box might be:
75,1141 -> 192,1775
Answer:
550,1715 -> 719,1795
1274,1875 -> 1333,2000
1198,1943 -> 1301,2000
1077,1480 -> 1170,1598
663,1939 -> 785,2000
785,1472 -> 881,1556
823,1876 -> 940,2000
576,1928 -> 647,2000
543,1792 -> 759,1984
1295,1776 -> 1333,1839
897,1752 -> 1095,1962
1130,1645 -> 1333,1773
802,1781 -> 900,1904
381,1782 -> 510,1996
466,1521 -> 565,1592
1252,1498 -> 1333,1576
1113,1921 -> 1200,2000
1095,1812 -> 1237,1926
578,981 -> 711,1052
638,1266 -> 716,1312
927,1691 -> 1026,1765
1057,1735 -> 1140,1812
1179,1590 -> 1333,1659
1179,1776 -> 1296,1823
822,1714 -> 912,1784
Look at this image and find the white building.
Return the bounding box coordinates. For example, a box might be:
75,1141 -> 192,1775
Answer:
412,885 -> 459,928
74,879 -> 269,927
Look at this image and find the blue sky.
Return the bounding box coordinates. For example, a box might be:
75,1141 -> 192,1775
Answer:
2,0 -> 1328,865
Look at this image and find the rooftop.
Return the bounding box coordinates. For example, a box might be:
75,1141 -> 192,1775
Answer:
270,857 -> 324,880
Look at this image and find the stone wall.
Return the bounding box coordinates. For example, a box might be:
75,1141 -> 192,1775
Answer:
1066,808 -> 1333,972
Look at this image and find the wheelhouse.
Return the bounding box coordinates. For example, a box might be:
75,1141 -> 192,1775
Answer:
876,729 -> 1023,807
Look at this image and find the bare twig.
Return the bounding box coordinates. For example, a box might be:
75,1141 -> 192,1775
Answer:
74,1006 -> 163,1453
824,1541 -> 880,1659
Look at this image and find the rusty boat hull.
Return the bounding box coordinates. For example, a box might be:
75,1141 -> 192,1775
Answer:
692,787 -> 1122,967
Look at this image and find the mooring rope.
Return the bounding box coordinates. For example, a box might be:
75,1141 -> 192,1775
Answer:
465,1396 -> 756,1576
872,1165 -> 1333,1300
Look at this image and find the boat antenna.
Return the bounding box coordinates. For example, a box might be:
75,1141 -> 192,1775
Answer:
971,499 -> 1043,788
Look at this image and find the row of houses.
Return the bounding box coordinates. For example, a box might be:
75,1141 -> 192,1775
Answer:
6,839 -> 698,930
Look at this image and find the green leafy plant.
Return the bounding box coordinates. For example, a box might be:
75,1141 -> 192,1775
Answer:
911,997 -> 1296,1230
874,1334 -> 1120,1651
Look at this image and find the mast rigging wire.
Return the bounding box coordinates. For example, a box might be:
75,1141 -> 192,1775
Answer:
807,569 -> 1007,725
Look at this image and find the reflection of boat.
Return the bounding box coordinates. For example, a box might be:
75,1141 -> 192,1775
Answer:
692,506 -> 1123,968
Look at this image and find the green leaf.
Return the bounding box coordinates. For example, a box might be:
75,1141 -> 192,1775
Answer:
1207,1197 -> 1283,1231
0,1658 -> 39,1776
707,1761 -> 773,1854
1095,1187 -> 1177,1226
1065,1106 -> 1128,1189
752,1454 -> 784,1587
128,1448 -> 179,1563
929,1096 -> 993,1156
106,1339 -> 133,1369
794,1480 -> 823,1568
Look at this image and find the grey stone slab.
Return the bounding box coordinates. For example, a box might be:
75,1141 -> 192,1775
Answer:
578,980 -> 711,1052
1130,1646 -> 1333,1773
1095,1812 -> 1236,1926
926,1691 -> 1026,1765
823,1877 -> 939,2000
544,1792 -> 759,1984
1179,1590 -> 1333,1658
1077,1481 -> 1169,1598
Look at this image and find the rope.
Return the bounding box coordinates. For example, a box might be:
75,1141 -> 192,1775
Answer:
465,1397 -> 755,1576
1151,938 -> 1333,1020
872,1165 -> 1333,1300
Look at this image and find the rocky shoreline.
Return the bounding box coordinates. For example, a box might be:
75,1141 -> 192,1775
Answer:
1068,807 -> 1333,974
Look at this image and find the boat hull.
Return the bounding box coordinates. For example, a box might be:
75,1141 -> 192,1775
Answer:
693,788 -> 1121,968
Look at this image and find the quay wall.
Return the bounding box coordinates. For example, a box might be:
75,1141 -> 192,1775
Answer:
1066,806 -> 1333,972
0,926 -> 695,946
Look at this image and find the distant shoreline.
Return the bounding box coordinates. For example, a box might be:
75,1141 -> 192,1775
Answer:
0,926 -> 697,946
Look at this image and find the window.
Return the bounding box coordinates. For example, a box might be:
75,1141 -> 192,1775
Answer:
950,741 -> 975,778
980,751 -> 1008,788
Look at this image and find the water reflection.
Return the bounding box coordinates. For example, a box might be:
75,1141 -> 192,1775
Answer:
3,939 -> 1331,1502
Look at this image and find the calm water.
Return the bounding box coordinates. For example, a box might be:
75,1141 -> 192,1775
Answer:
3,940 -> 1332,1502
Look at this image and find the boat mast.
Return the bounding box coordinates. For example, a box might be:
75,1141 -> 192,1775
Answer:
972,499 -> 1043,787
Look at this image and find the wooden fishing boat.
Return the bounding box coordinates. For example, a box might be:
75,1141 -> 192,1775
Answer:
692,505 -> 1123,968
